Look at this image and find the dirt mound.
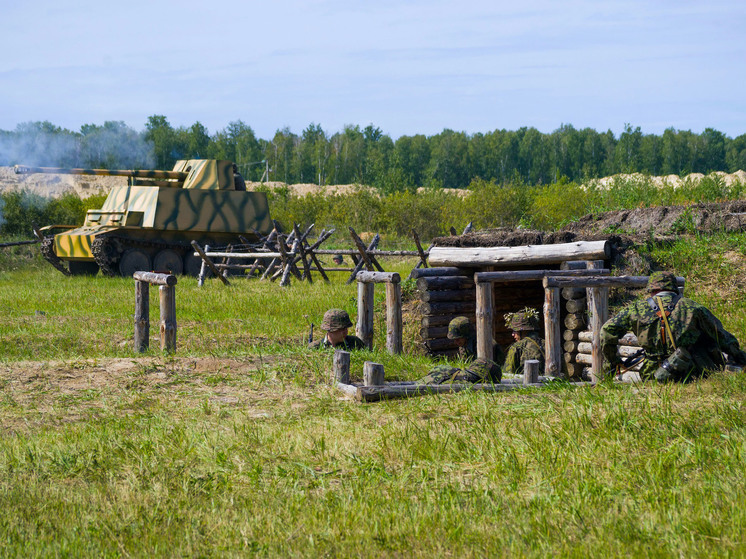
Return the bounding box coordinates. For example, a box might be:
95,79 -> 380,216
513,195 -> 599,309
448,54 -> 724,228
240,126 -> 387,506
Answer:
245,181 -> 372,196
435,200 -> 746,249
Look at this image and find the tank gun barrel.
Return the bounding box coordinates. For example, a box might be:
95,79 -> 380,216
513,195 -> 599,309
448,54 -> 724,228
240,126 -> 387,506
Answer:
14,165 -> 188,181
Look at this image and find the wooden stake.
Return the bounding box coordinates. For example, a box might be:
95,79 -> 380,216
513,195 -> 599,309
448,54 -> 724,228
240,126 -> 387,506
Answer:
192,241 -> 230,286
411,229 -> 429,268
333,350 -> 351,384
134,280 -> 149,352
357,281 -> 375,349
523,359 -> 540,385
386,281 -> 403,354
159,285 -> 177,352
363,362 -> 385,386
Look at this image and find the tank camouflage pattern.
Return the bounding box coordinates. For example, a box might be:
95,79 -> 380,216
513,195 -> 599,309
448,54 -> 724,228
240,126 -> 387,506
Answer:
17,160 -> 272,277
320,309 -> 353,331
447,316 -> 474,339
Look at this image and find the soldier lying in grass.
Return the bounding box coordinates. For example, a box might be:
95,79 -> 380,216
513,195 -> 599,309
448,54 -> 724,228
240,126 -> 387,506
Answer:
601,271 -> 746,382
417,358 -> 502,385
308,309 -> 367,350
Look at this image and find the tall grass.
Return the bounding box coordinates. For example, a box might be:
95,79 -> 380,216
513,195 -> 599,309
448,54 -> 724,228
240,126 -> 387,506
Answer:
2,195 -> 746,555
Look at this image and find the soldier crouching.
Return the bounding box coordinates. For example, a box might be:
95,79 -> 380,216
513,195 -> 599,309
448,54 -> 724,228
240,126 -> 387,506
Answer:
600,271 -> 746,382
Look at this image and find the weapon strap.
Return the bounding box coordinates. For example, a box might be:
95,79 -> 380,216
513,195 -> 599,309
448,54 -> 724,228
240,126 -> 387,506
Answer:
653,296 -> 678,351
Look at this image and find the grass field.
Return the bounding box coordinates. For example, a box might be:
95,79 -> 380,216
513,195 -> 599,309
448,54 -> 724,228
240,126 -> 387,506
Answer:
1,237 -> 746,557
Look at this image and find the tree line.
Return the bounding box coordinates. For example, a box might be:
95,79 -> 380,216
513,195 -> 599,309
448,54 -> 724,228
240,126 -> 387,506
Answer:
2,117 -> 745,191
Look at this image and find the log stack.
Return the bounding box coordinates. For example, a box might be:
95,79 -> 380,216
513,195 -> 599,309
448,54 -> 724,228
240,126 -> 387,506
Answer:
413,267 -> 475,356
413,267 -> 545,357
575,331 -> 643,375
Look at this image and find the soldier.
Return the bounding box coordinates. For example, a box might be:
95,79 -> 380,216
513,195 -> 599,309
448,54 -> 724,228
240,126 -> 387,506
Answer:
601,271 -> 746,382
447,316 -> 505,365
308,309 -> 367,350
417,358 -> 502,385
232,163 -> 247,191
503,307 -> 545,376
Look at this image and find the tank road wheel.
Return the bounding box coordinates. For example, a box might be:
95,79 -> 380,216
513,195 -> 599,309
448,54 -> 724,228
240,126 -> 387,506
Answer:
153,249 -> 184,275
118,249 -> 151,278
184,252 -> 205,278
68,261 -> 100,276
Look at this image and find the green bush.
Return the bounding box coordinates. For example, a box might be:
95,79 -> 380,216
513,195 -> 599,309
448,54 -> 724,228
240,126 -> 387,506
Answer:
528,182 -> 590,230
0,191 -> 107,236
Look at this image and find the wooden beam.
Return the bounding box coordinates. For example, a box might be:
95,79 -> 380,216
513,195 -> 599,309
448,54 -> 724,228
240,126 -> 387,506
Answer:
429,240 -> 610,267
475,268 -> 610,283
543,275 -> 686,289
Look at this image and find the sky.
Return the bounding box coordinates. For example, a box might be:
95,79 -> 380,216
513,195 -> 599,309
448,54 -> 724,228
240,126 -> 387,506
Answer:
1,0 -> 745,140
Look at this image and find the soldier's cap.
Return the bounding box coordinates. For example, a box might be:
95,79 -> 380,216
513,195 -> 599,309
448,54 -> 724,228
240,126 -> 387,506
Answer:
321,308 -> 353,331
463,358 -> 501,382
447,316 -> 474,339
647,271 -> 678,293
504,307 -> 540,332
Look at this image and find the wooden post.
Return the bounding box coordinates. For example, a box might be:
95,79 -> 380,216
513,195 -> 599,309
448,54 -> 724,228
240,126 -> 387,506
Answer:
586,260 -> 607,382
363,362 -> 385,386
134,280 -> 149,352
198,244 -> 210,287
475,280 -> 494,360
386,281 -> 403,354
523,359 -> 540,386
357,281 -> 375,349
333,350 -> 351,384
544,285 -> 562,377
159,285 -> 177,352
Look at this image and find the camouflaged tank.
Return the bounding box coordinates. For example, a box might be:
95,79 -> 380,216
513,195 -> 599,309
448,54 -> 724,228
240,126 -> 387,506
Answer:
16,160 -> 272,277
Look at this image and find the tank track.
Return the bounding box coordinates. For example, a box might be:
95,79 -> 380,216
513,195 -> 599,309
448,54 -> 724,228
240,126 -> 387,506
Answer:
92,235 -> 193,277
40,236 -> 72,276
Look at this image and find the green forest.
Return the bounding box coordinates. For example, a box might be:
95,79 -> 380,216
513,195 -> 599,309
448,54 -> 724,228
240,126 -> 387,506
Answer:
2,118 -> 746,191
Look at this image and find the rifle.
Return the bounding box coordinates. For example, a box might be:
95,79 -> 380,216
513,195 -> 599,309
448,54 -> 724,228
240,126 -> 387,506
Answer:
303,314 -> 314,345
616,348 -> 646,376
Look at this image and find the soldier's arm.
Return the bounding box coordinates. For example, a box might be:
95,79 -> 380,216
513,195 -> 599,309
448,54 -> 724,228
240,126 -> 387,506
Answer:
600,307 -> 634,367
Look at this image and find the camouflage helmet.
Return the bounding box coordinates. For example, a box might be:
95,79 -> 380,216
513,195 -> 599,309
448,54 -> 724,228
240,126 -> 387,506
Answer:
505,307 -> 540,332
462,358 -> 502,383
447,316 -> 474,339
647,271 -> 678,293
320,309 -> 353,331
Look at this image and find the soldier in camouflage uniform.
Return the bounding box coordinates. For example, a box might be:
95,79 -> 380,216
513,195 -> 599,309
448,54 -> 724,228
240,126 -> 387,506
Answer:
417,358 -> 502,385
447,316 -> 505,365
308,309 -> 367,350
503,308 -> 545,376
601,271 -> 746,382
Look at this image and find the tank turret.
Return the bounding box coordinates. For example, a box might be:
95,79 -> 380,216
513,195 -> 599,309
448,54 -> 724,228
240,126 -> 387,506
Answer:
22,159 -> 272,277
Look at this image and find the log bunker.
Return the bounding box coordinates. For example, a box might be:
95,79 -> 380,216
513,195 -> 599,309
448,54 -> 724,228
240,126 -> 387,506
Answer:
414,230 -> 624,380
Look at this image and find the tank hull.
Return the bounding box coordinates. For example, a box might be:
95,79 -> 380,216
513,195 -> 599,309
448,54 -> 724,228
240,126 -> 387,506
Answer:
48,175 -> 272,276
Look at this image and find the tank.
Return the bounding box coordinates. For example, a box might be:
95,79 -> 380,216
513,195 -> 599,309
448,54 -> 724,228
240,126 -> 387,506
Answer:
15,159 -> 272,277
